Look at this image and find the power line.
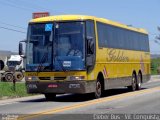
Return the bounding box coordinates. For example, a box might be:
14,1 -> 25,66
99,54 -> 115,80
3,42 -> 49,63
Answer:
14,0 -> 55,13
0,0 -> 35,12
1,0 -> 53,12
14,0 -> 49,11
0,26 -> 26,34
2,0 -> 56,14
0,0 -> 60,16
0,21 -> 26,30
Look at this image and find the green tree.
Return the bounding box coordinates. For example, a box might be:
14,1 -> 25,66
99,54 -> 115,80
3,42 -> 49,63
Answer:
156,27 -> 160,40
155,27 -> 160,45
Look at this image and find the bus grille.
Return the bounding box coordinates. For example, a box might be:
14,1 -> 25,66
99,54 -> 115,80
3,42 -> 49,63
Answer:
54,77 -> 66,80
38,77 -> 66,80
39,77 -> 50,80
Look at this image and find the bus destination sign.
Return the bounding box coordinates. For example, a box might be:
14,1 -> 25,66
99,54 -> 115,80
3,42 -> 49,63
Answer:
32,12 -> 50,19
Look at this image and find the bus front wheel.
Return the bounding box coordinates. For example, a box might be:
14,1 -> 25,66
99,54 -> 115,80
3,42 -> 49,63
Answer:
95,78 -> 103,98
44,93 -> 56,101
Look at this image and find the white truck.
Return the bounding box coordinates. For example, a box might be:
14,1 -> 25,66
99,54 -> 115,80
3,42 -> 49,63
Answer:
1,55 -> 24,82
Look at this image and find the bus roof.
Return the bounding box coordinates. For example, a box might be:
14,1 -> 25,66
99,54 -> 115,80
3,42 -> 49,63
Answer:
30,15 -> 148,34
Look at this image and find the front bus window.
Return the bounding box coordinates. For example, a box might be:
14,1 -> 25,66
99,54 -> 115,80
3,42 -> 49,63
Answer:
26,21 -> 86,72
54,22 -> 85,71
26,23 -> 53,71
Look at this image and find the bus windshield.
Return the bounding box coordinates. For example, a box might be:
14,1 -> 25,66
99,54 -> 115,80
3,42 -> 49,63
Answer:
26,22 -> 85,72
26,23 -> 52,71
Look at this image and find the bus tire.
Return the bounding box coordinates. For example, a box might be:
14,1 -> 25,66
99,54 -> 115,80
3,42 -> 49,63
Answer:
128,73 -> 137,91
5,73 -> 14,82
95,77 -> 104,98
136,72 -> 142,90
44,93 -> 56,101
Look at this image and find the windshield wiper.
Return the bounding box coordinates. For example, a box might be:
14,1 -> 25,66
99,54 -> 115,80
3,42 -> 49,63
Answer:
36,40 -> 52,72
37,52 -> 48,72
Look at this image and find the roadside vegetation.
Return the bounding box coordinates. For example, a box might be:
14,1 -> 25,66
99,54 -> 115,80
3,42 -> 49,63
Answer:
151,58 -> 160,75
0,82 -> 30,99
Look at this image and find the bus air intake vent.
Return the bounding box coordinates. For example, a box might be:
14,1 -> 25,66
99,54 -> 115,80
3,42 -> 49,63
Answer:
39,77 -> 50,80
54,77 -> 66,80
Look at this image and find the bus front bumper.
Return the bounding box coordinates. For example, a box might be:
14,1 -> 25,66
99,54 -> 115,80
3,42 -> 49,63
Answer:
26,80 -> 96,94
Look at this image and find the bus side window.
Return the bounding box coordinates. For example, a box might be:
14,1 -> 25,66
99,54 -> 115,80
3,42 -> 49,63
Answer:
86,21 -> 95,55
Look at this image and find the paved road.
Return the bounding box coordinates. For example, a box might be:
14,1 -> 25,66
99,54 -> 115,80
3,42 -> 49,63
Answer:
0,76 -> 160,120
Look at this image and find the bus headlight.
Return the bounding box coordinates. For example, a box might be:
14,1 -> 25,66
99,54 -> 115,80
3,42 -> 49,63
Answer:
68,76 -> 85,80
26,76 -> 37,81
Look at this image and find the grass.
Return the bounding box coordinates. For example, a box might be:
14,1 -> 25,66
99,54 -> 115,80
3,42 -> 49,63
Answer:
0,82 -> 30,99
151,58 -> 160,75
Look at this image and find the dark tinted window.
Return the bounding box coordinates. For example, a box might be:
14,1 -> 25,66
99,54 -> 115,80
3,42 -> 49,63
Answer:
86,21 -> 95,38
97,23 -> 106,47
97,22 -> 149,52
86,20 -> 96,54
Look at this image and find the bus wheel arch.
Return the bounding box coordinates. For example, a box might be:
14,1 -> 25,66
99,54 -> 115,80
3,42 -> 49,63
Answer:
95,72 -> 104,98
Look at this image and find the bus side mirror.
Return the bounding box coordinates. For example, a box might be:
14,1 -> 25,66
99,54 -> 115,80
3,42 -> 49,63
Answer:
87,36 -> 94,54
19,43 -> 23,56
19,40 -> 26,57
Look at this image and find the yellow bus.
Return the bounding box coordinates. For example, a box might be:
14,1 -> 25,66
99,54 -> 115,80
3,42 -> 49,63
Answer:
19,15 -> 150,100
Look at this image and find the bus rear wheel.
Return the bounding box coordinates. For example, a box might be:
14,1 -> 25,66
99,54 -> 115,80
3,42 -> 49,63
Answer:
44,93 -> 56,101
128,73 -> 137,91
136,73 -> 142,90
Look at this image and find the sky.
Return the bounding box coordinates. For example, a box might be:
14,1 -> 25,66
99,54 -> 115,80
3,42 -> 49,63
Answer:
0,0 -> 159,54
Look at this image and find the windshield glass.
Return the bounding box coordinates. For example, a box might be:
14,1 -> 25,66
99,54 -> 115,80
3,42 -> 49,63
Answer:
26,22 -> 85,72
26,23 -> 52,71
7,61 -> 21,67
54,22 -> 85,71
55,22 -> 84,57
